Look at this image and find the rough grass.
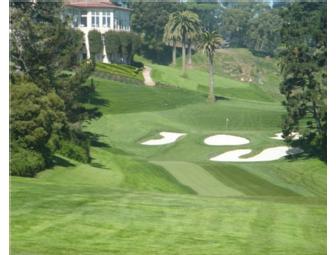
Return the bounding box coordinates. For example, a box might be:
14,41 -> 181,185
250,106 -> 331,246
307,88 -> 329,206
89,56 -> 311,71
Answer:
11,55 -> 326,255
147,61 -> 275,102
172,48 -> 283,99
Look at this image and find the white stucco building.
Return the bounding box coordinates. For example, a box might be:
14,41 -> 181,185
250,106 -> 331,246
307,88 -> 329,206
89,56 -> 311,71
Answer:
64,0 -> 131,63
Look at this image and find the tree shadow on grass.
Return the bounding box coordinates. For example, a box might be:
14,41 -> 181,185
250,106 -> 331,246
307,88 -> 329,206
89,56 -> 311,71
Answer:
285,140 -> 327,163
215,95 -> 230,101
106,146 -> 133,156
89,162 -> 109,169
89,92 -> 110,107
53,156 -> 75,167
79,91 -> 110,107
85,132 -> 111,148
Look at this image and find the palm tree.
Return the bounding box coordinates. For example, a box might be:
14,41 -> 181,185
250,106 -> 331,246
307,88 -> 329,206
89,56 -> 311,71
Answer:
163,14 -> 180,66
186,30 -> 199,68
198,31 -> 224,103
169,11 -> 200,74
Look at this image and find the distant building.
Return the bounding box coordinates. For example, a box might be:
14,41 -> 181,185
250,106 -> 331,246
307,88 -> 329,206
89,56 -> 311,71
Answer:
64,0 -> 131,63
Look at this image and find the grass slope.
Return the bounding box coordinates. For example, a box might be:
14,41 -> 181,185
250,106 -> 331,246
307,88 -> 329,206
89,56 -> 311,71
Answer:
173,48 -> 282,99
87,77 -> 204,114
11,54 -> 326,255
95,62 -> 144,81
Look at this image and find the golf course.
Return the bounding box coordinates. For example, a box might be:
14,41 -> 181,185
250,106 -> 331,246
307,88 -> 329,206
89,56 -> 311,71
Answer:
10,50 -> 326,255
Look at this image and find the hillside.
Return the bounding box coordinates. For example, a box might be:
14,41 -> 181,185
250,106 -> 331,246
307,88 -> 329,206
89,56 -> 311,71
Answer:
11,57 -> 326,255
169,48 -> 282,99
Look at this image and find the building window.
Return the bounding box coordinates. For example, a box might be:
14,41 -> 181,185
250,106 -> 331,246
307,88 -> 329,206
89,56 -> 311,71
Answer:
102,11 -> 111,28
114,15 -> 119,30
92,11 -> 100,27
72,10 -> 80,28
80,10 -> 87,27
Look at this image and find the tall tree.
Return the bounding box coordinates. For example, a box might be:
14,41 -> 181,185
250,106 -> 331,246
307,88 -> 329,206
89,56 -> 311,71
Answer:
186,29 -> 199,68
163,14 -> 180,66
279,2 -> 327,160
10,1 -> 83,91
169,11 -> 201,74
198,31 -> 224,103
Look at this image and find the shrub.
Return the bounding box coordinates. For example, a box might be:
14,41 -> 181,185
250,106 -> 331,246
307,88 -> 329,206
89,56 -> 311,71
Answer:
58,140 -> 90,163
88,30 -> 103,61
104,30 -> 121,63
10,147 -> 46,177
104,31 -> 141,64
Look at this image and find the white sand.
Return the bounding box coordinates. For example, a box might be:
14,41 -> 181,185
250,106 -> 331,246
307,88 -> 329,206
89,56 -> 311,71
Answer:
204,134 -> 250,146
210,146 -> 303,162
141,132 -> 186,145
271,132 -> 301,140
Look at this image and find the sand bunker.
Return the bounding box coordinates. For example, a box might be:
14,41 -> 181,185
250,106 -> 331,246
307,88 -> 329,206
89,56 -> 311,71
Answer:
271,132 -> 301,141
141,132 -> 186,145
210,146 -> 303,162
204,134 -> 250,146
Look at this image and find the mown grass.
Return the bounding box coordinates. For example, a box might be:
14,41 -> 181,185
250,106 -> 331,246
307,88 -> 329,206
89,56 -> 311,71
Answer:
11,176 -> 326,255
11,52 -> 326,255
86,77 -> 204,114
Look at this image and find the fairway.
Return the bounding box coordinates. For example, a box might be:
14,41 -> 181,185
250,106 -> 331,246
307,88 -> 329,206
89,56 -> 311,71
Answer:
10,60 -> 326,255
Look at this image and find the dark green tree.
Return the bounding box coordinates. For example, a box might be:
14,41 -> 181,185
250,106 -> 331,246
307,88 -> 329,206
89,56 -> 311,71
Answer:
246,10 -> 283,56
10,79 -> 66,176
186,3 -> 221,32
279,2 -> 327,160
129,2 -> 184,64
10,1 -> 84,91
10,1 -> 98,175
219,8 -> 250,47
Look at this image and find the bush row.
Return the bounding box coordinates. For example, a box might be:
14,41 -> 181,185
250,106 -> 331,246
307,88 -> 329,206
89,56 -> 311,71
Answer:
88,30 -> 141,65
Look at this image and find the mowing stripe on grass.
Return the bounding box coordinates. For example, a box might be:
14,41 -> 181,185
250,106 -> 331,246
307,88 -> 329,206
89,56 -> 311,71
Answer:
152,161 -> 243,197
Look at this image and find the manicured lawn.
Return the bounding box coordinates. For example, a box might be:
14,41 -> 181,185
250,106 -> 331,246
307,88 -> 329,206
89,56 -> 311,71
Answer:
86,77 -> 204,114
11,175 -> 325,255
11,59 -> 326,255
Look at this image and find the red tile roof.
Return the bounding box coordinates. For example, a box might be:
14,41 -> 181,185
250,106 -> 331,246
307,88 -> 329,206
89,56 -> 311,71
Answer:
65,2 -> 130,11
